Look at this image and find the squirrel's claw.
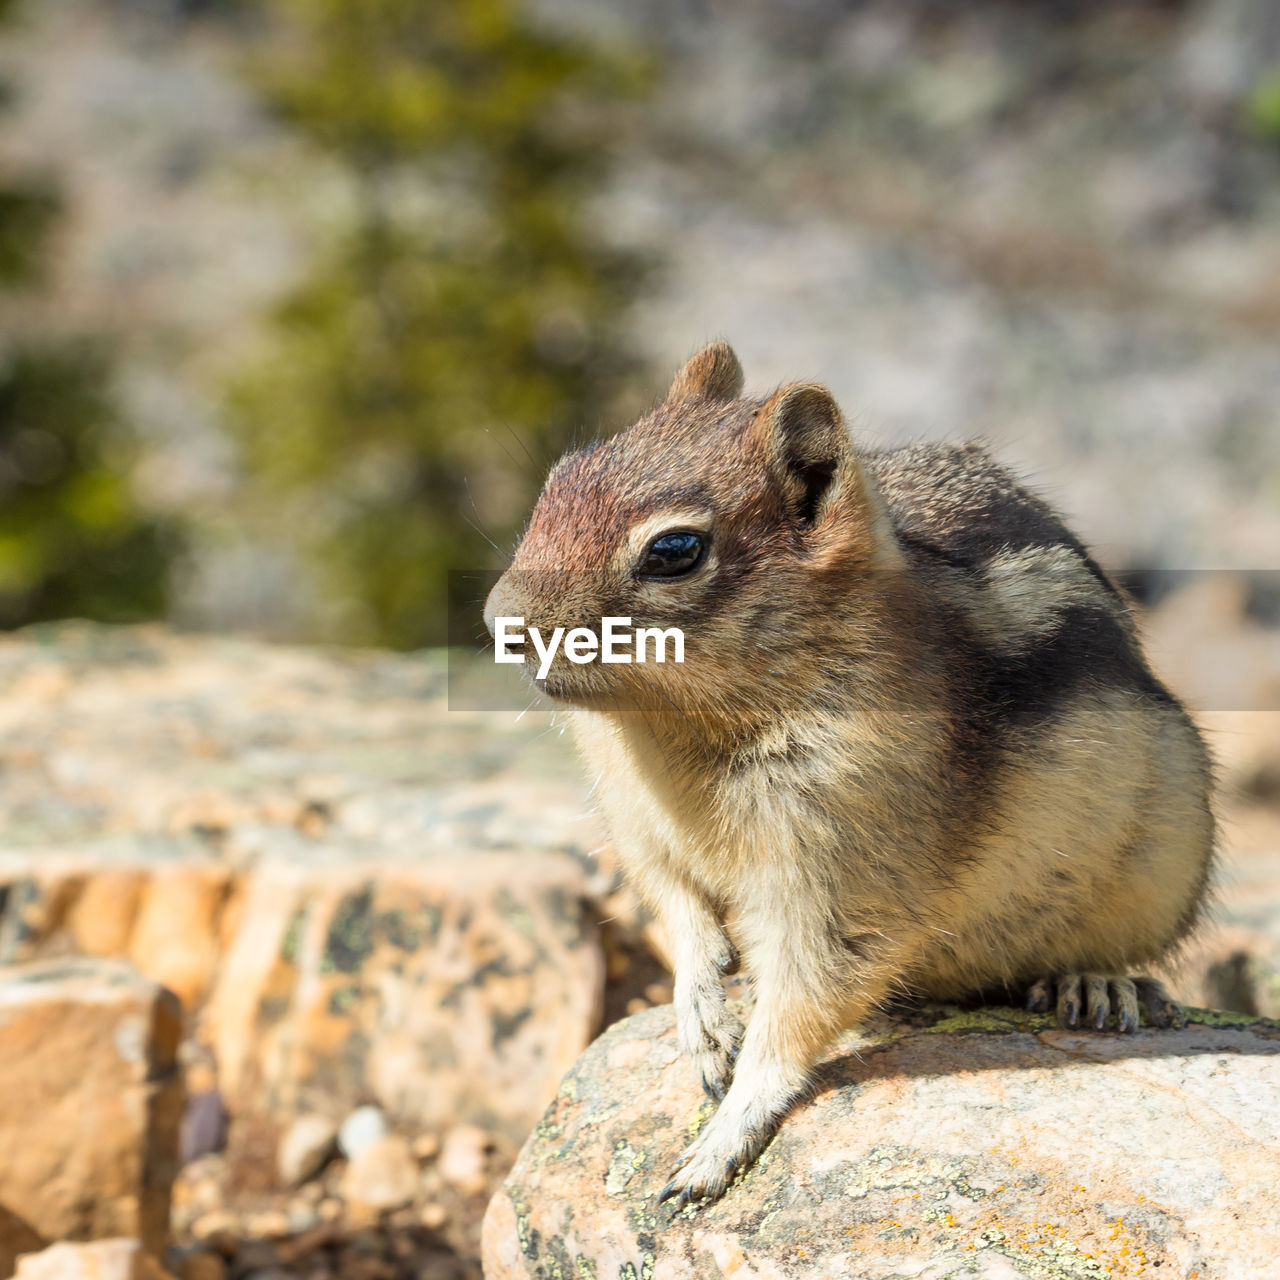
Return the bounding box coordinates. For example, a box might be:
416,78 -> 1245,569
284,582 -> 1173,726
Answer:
657,1181 -> 700,1214
1024,976 -> 1053,1014
1024,972 -> 1181,1032
659,1145 -> 731,1211
684,1012 -> 742,1104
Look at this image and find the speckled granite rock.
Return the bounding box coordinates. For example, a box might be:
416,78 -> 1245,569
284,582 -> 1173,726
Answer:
201,852 -> 603,1143
0,623 -> 609,1143
483,1003 -> 1280,1280
0,960 -> 183,1267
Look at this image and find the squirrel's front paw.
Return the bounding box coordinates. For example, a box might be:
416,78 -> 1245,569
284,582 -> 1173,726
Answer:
682,1009 -> 743,1101
1025,972 -> 1184,1032
657,1098 -> 778,1213
657,1129 -> 737,1211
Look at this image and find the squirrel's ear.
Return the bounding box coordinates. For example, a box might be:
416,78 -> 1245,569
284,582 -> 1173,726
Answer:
666,341 -> 744,404
754,382 -> 850,525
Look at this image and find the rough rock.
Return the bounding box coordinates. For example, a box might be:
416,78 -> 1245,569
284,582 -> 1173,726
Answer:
0,960 -> 183,1263
483,1003 -> 1280,1280
200,852 -> 602,1144
13,1240 -> 176,1280
277,1115 -> 339,1186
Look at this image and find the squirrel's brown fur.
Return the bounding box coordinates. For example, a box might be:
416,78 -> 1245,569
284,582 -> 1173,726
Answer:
484,341 -> 1215,1207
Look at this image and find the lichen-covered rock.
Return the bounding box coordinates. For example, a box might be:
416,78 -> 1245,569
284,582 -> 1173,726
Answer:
0,960 -> 183,1264
199,853 -> 602,1143
483,1003 -> 1280,1280
0,625 -> 609,1143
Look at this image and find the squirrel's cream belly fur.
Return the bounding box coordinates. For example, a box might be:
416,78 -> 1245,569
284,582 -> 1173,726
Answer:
486,341 -> 1214,1207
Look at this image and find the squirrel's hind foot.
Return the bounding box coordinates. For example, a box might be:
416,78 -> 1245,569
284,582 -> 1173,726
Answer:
1024,973 -> 1184,1032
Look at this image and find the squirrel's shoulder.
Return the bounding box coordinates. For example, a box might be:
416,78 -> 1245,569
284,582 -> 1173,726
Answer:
863,441 -> 1101,579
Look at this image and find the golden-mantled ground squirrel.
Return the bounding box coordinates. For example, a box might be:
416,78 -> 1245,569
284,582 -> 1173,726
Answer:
484,342 -> 1215,1208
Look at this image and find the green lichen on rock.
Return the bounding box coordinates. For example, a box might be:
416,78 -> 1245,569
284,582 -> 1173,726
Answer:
1185,1006 -> 1263,1028
682,1098 -> 717,1141
320,883 -> 375,974
921,1005 -> 1054,1036
279,905 -> 307,965
605,1142 -> 645,1197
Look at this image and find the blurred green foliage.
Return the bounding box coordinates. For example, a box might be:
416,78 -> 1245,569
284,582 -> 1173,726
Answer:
0,184 -> 58,285
0,7 -> 174,630
231,0 -> 654,647
1245,66 -> 1280,141
0,346 -> 173,627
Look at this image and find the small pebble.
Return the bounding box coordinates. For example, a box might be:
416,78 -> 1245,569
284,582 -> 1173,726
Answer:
438,1125 -> 491,1196
411,1132 -> 440,1162
244,1210 -> 290,1239
338,1106 -> 388,1160
340,1134 -> 419,1212
419,1203 -> 448,1230
181,1090 -> 230,1164
286,1202 -> 320,1234
190,1211 -> 239,1254
279,1114 -> 339,1186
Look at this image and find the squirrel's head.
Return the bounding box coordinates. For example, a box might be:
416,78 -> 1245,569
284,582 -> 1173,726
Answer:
484,341 -> 899,721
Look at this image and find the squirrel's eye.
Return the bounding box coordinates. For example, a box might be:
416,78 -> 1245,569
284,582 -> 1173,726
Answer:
639,530 -> 707,579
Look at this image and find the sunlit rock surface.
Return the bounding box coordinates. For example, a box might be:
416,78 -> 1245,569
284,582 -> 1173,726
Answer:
0,960 -> 183,1265
484,1002 -> 1280,1280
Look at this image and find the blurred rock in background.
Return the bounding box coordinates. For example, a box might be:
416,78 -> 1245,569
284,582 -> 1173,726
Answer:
0,960 -> 183,1264
0,623 -> 646,1279
3,0 -> 1279,644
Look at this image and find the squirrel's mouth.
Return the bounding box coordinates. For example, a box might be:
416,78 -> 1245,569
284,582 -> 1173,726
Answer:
534,675 -> 598,705
533,675 -> 629,709
533,673 -> 588,699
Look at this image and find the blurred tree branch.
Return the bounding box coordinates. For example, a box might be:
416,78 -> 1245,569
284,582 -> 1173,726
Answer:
228,0 -> 656,647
